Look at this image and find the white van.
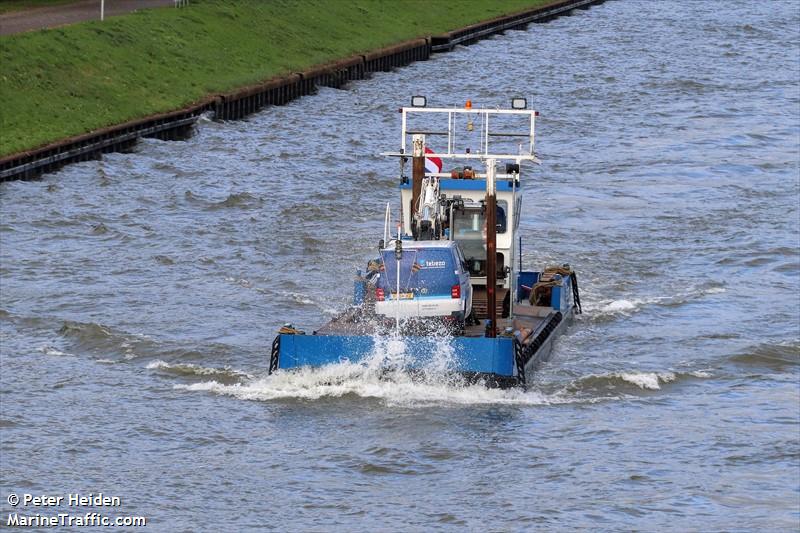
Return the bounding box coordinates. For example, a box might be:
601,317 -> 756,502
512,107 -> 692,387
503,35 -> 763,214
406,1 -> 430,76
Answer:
374,241 -> 473,325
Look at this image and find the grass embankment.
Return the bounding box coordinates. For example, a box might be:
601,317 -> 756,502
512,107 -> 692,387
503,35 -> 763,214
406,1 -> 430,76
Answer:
0,0 -> 552,157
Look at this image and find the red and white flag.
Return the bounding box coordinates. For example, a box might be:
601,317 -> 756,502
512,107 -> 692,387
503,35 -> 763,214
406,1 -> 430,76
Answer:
424,147 -> 442,174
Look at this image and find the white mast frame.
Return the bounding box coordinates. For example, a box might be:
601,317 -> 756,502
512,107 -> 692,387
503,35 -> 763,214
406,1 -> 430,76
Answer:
384,107 -> 540,167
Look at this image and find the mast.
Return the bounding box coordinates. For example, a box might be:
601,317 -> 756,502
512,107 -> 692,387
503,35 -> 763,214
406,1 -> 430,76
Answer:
485,159 -> 497,338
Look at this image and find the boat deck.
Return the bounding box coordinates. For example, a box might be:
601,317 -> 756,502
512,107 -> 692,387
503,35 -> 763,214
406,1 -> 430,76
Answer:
313,300 -> 551,341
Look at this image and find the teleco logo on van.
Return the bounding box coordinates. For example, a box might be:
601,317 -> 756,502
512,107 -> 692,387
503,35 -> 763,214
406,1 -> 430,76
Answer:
421,260 -> 446,269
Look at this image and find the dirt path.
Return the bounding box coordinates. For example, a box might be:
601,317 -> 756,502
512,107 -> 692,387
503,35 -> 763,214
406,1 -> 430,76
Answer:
0,0 -> 176,35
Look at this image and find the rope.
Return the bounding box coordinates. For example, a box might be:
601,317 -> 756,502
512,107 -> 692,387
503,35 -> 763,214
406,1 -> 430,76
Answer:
530,265 -> 582,315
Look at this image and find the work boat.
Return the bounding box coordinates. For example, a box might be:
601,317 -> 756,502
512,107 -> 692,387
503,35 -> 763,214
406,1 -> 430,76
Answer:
270,98 -> 582,388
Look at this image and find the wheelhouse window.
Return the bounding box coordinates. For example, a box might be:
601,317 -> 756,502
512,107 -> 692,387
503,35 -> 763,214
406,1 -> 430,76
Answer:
450,201 -> 508,278
451,201 -> 508,239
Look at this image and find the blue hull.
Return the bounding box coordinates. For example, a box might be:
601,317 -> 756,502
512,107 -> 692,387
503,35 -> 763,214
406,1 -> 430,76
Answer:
269,270 -> 580,388
270,308 -> 574,388
277,334 -> 515,374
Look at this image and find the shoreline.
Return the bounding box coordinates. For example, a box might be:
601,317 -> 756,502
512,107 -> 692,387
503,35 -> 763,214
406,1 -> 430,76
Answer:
0,0 -> 606,181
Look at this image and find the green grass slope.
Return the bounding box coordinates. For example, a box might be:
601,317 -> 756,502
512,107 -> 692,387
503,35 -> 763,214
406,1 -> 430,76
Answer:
0,0 -> 552,156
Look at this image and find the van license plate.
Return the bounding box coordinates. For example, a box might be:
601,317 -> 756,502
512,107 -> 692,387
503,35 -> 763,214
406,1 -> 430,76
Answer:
392,292 -> 414,300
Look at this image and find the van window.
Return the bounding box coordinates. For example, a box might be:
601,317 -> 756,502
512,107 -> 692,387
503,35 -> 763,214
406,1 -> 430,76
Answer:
380,249 -> 456,295
455,246 -> 466,271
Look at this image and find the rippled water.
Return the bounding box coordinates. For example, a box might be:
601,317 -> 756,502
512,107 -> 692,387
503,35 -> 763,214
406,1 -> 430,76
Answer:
2,0 -> 799,530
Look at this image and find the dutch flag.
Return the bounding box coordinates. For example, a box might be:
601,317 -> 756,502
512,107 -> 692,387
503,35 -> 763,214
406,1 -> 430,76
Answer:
424,147 -> 442,175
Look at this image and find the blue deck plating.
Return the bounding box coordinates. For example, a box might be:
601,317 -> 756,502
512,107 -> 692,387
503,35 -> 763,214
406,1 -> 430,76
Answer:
277,334 -> 516,376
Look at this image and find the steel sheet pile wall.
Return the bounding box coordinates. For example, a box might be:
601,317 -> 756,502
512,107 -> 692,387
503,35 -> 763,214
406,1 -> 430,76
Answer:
0,0 -> 605,181
431,0 -> 603,51
213,39 -> 430,121
0,103 -> 214,181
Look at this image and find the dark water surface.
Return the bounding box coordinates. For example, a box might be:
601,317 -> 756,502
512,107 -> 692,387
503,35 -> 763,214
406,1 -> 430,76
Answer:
2,0 -> 799,530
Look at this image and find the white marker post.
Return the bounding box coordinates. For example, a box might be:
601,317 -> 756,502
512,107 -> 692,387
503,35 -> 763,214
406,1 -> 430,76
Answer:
395,225 -> 402,332
100,0 -> 104,21
383,202 -> 391,246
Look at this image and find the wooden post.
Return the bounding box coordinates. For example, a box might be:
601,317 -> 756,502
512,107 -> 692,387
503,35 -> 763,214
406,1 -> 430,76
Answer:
411,134 -> 425,236
485,159 -> 497,338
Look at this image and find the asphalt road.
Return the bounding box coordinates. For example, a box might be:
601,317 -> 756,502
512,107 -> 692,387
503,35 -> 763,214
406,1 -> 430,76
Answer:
0,0 -> 176,35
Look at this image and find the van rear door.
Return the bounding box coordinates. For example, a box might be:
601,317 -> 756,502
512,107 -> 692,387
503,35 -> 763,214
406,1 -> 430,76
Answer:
380,249 -> 457,297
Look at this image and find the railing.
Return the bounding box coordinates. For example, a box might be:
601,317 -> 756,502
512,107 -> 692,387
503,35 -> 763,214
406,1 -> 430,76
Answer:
382,106 -> 540,165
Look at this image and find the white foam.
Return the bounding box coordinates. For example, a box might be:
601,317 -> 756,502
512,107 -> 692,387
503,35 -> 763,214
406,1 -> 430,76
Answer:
591,297 -> 665,316
40,346 -> 67,356
618,372 -> 676,390
146,360 -> 252,379
283,291 -> 341,316
600,299 -> 640,312
288,292 -> 315,305
173,370 -> 567,406
704,286 -> 726,295
589,285 -> 726,317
